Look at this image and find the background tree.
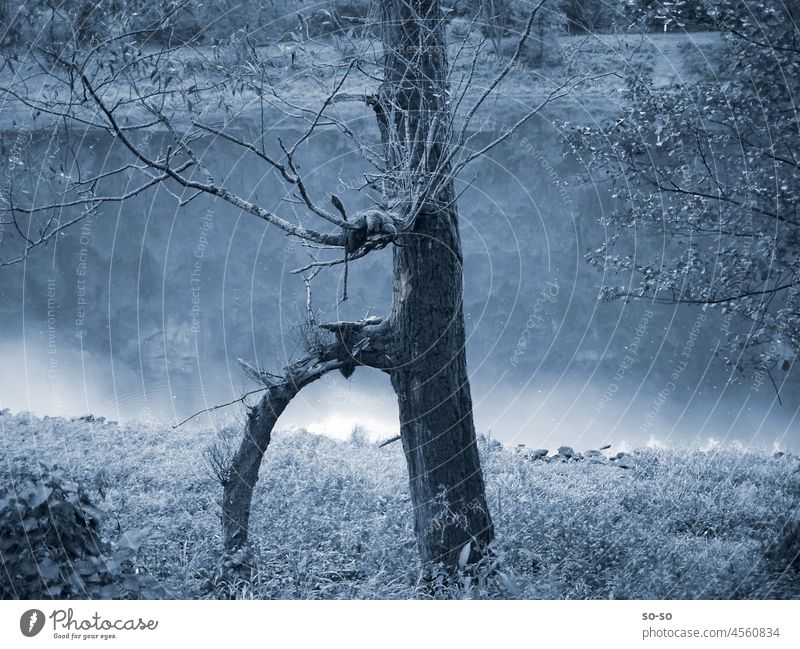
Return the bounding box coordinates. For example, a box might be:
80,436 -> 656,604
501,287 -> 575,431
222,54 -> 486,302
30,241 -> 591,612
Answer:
453,0 -> 566,66
572,0 -> 799,391
0,0 -> 590,568
562,0 -> 618,35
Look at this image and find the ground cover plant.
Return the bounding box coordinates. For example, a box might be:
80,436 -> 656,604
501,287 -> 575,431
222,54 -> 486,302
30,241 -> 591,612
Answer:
2,410 -> 797,599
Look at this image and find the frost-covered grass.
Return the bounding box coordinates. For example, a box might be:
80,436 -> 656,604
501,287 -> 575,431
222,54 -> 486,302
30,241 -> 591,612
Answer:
1,411 -> 798,599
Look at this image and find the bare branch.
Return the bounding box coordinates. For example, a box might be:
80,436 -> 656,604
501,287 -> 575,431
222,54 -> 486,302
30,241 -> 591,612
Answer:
451,71 -> 616,177
74,63 -> 345,246
378,434 -> 402,448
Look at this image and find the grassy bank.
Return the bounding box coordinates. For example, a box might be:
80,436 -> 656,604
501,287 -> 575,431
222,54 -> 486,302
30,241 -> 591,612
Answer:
1,410 -> 798,599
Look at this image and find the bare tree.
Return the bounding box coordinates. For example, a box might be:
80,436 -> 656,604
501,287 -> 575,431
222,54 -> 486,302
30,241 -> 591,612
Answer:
0,0 -> 595,568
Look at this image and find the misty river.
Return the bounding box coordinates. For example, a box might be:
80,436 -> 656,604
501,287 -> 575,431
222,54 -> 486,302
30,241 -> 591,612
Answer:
1,106 -> 797,452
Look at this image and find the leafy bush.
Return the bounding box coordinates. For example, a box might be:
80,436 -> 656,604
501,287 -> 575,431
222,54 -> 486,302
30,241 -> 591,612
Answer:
624,0 -> 721,33
0,465 -> 165,599
571,0 -> 800,375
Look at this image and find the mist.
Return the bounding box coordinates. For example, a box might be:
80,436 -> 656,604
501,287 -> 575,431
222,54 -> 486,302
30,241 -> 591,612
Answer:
1,99 -> 797,453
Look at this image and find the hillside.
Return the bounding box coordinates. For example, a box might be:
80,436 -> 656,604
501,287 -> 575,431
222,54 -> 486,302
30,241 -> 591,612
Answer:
1,409 -> 798,599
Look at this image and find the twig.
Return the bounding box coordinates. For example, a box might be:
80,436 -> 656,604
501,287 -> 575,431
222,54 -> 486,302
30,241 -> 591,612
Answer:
172,387 -> 269,429
378,434 -> 402,448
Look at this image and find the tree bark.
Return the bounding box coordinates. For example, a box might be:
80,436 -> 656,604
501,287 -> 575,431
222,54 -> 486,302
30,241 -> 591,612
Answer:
222,319 -> 389,553
222,0 -> 495,569
222,388 -> 291,553
379,0 -> 495,567
389,206 -> 495,566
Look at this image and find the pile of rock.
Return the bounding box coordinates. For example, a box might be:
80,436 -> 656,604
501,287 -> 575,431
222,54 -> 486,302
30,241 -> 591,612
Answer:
608,452 -> 636,469
515,444 -> 636,469
531,448 -> 549,461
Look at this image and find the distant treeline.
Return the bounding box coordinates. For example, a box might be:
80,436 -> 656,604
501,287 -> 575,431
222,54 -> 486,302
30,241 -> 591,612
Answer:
0,0 -> 727,49
0,1 -> 373,47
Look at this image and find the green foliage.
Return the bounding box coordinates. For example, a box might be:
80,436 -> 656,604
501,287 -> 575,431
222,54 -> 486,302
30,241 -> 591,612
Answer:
624,0 -> 723,33
570,0 -> 800,377
482,444 -> 800,598
0,464 -> 166,599
1,412 -> 797,599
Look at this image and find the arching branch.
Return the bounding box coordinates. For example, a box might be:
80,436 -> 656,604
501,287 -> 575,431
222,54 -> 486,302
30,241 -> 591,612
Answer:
222,315 -> 393,553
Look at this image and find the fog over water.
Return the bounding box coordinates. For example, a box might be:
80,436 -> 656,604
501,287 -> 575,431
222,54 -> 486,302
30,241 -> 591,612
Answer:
2,115 -> 797,452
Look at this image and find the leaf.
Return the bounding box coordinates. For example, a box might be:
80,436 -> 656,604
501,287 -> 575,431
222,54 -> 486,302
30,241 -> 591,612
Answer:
22,516 -> 39,532
29,484 -> 52,509
68,571 -> 85,592
458,542 -> 471,569
498,571 -> 522,598
81,503 -> 104,525
39,557 -> 60,581
118,526 -> 151,552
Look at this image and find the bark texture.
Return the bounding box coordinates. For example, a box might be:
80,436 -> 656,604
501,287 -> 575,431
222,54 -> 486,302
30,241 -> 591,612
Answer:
222,389 -> 290,553
223,0 -> 495,568
379,0 -> 495,566
222,318 -> 389,553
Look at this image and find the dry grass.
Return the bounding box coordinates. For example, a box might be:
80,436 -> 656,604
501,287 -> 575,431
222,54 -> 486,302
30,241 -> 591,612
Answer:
1,410 -> 798,599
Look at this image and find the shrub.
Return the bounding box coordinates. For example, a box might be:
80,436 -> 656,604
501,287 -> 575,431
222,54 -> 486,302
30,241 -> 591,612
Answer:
203,426 -> 240,486
0,466 -> 165,599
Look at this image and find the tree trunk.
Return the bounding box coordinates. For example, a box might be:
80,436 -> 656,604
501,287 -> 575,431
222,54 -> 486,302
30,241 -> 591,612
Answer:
222,388 -> 291,553
380,0 -> 495,567
389,206 -> 494,566
221,0 -> 495,570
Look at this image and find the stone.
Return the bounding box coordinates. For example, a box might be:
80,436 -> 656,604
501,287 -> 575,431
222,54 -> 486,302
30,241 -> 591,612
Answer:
558,446 -> 575,458
585,450 -> 607,464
